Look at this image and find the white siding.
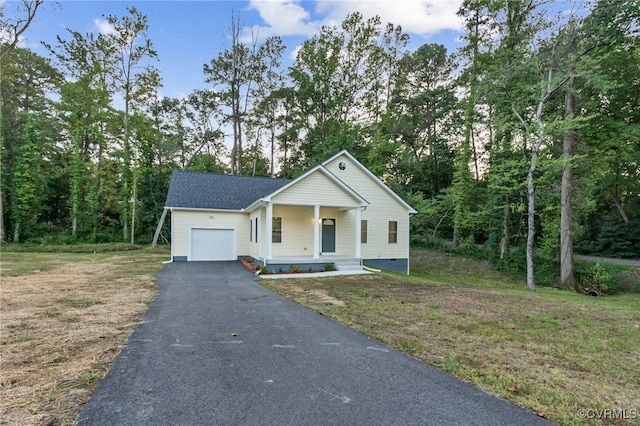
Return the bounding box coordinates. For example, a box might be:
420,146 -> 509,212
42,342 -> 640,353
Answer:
271,205 -> 315,257
249,210 -> 261,259
325,155 -> 410,260
322,207 -> 356,257
172,210 -> 249,259
271,170 -> 361,207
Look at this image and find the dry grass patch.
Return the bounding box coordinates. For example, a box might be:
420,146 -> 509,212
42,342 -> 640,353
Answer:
0,248 -> 168,426
261,251 -> 640,426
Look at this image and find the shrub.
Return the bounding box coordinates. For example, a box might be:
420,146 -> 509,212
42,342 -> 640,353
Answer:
575,262 -> 624,296
289,264 -> 300,273
259,266 -> 268,274
324,263 -> 334,271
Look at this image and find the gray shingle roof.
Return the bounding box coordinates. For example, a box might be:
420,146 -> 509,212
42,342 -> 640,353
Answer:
165,171 -> 292,210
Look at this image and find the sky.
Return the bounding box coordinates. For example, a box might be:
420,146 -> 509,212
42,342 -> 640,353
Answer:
6,0 -> 467,100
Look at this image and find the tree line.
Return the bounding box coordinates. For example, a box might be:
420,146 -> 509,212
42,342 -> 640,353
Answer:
1,0 -> 638,290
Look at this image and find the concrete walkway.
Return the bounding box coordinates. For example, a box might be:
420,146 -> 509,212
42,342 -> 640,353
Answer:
77,261 -> 552,426
259,269 -> 372,279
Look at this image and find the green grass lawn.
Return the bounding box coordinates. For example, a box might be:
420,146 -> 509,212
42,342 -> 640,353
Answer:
261,249 -> 640,426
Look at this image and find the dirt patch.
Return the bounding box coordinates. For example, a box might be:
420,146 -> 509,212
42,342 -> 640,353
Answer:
0,251 -> 166,426
289,284 -> 347,307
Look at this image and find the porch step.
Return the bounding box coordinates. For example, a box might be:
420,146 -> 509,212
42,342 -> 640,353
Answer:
334,260 -> 363,272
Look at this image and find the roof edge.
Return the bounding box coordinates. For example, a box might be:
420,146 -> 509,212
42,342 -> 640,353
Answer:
322,150 -> 418,214
166,206 -> 246,213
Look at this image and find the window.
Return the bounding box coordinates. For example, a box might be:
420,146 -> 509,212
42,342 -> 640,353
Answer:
255,219 -> 258,242
250,219 -> 253,242
272,217 -> 282,243
361,220 -> 368,244
388,221 -> 398,244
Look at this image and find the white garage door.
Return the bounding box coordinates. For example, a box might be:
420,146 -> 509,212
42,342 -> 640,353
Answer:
190,228 -> 236,261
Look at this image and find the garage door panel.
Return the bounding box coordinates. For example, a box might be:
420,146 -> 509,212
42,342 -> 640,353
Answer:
191,228 -> 235,261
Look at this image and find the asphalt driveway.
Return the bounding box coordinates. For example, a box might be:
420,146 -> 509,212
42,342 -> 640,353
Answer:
77,261 -> 551,425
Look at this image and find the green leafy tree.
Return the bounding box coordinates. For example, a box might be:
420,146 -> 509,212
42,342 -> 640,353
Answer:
0,0 -> 46,242
11,119 -> 41,241
383,43 -> 458,197
288,13 -> 407,170
203,12 -> 267,175
573,0 -> 640,259
1,47 -> 61,241
102,6 -> 158,242
46,24 -> 116,241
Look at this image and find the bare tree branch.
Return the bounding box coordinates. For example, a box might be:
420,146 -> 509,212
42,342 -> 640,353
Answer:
0,0 -> 44,59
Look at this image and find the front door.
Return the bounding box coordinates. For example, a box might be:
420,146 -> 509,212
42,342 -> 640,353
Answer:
322,218 -> 336,253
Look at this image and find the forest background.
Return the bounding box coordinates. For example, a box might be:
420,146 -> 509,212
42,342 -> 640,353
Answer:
1,0 -> 639,291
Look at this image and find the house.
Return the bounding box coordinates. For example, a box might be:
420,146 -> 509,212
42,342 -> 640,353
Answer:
164,150 -> 417,274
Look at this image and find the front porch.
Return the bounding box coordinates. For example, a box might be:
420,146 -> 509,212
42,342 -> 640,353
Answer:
248,202 -> 367,267
245,165 -> 370,268
251,255 -> 362,274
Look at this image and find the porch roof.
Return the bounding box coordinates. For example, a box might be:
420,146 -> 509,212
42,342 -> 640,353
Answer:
245,165 -> 369,211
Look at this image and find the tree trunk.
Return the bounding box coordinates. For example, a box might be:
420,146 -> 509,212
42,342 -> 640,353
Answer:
130,171 -> 136,244
270,121 -> 275,178
0,183 -> 4,244
608,188 -> 629,224
526,151 -> 537,290
122,111 -> 130,241
0,71 -> 4,244
500,197 -> 509,260
70,128 -> 81,239
560,41 -> 576,291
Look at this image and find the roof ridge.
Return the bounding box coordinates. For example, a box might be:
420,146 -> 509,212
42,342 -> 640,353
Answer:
174,170 -> 292,181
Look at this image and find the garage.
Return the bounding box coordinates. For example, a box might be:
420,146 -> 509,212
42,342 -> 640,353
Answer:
190,228 -> 236,261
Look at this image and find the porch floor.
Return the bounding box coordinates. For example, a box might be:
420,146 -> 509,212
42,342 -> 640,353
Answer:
261,255 -> 360,264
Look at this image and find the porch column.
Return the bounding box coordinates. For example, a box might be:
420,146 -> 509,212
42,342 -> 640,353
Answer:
313,205 -> 320,260
266,202 -> 273,260
355,207 -> 362,259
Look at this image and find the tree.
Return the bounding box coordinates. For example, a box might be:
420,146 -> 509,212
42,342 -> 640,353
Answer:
0,0 -> 44,59
453,0 -> 498,248
0,0 -> 45,243
384,43 -> 458,197
573,0 -> 640,260
102,6 -> 158,242
1,47 -> 61,242
204,12 -> 257,175
252,37 -> 285,177
183,89 -> 225,169
46,24 -> 116,241
560,34 -> 577,290
11,119 -> 42,241
288,13 -> 407,170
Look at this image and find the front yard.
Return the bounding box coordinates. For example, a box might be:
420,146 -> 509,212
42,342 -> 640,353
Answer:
1,246 -> 638,425
261,250 -> 640,426
0,246 -> 169,425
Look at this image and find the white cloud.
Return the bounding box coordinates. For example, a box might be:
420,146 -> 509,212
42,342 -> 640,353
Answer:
315,0 -> 464,36
0,27 -> 24,48
247,0 -> 323,38
94,18 -> 116,36
248,0 -> 464,40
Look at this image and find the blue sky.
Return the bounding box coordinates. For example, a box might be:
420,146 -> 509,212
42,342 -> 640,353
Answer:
8,0 -> 467,100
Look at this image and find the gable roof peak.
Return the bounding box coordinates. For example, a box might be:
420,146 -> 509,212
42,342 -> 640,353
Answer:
322,150 -> 417,214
